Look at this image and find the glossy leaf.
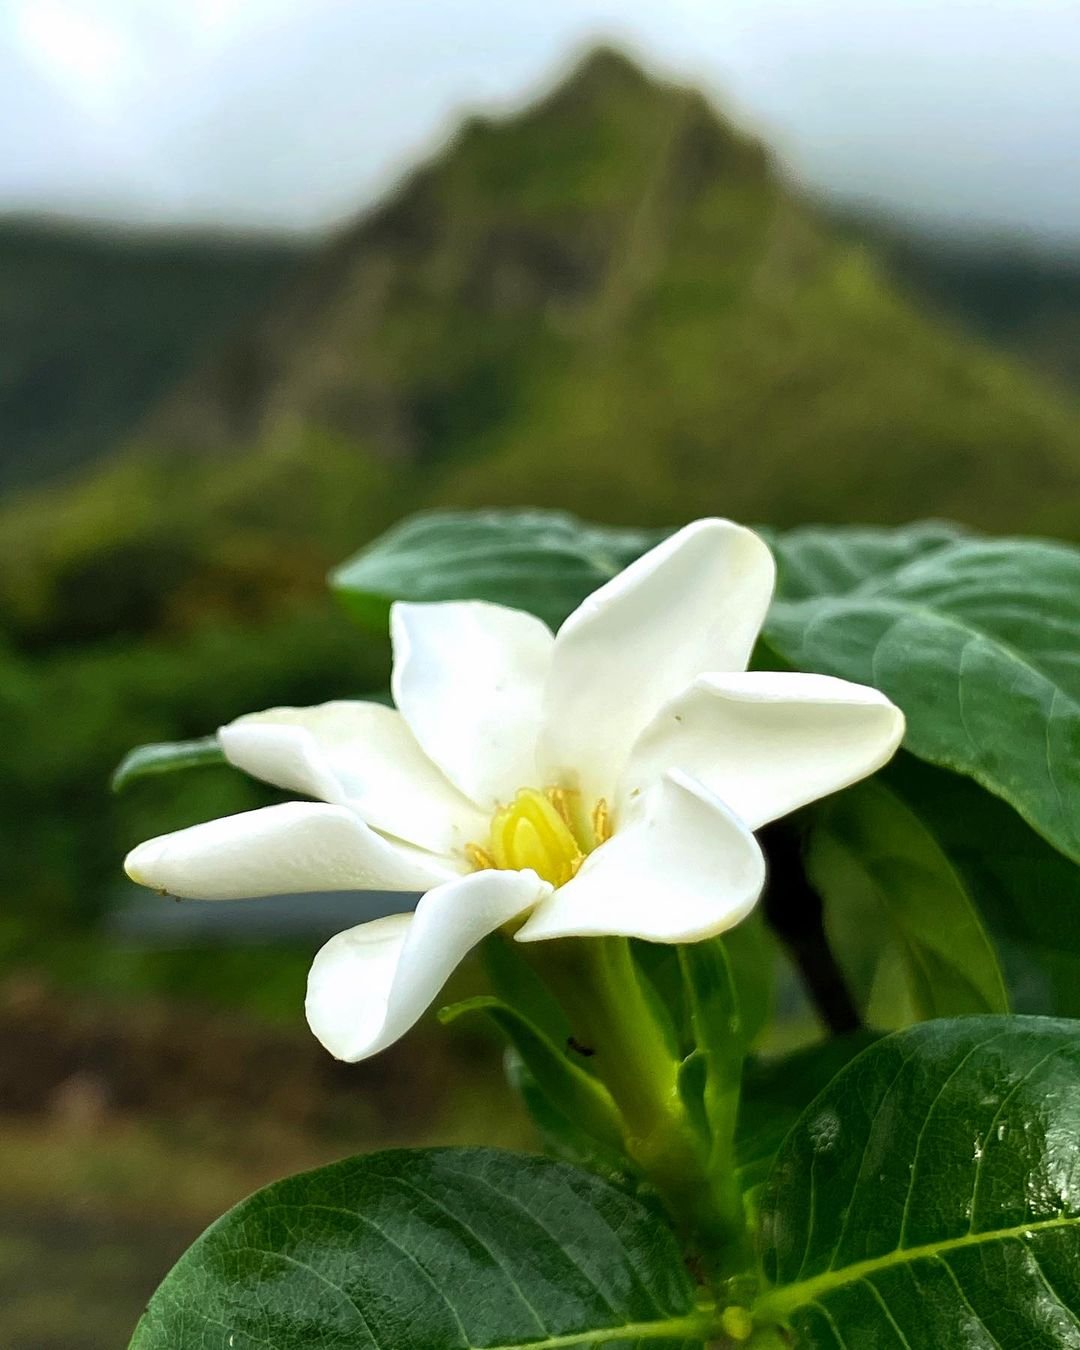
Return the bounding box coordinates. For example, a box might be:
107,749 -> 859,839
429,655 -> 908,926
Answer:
111,735 -> 224,791
755,1016 -> 1080,1347
767,534 -> 1080,864
807,778 -> 1008,1028
736,1033 -> 879,1192
332,509 -> 666,631
130,1146 -> 715,1350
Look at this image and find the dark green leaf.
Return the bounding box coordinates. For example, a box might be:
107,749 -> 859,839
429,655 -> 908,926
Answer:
736,1034 -> 879,1192
130,1146 -> 714,1349
331,509 -> 666,631
767,534 -> 1080,864
884,756 -> 1080,1017
111,735 -> 225,791
765,521 -> 967,603
755,1016 -> 1080,1347
807,778 -> 1008,1027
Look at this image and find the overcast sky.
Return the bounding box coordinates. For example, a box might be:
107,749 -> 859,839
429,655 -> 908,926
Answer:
2,0 -> 1079,242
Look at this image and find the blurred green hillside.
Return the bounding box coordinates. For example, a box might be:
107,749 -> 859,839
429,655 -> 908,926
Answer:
0,219 -> 307,493
5,46 -> 1080,959
6,49 -> 1080,649
846,214 -> 1080,395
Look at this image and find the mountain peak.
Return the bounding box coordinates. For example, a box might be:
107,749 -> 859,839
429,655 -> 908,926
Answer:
547,44 -> 659,99
93,44 -> 1080,561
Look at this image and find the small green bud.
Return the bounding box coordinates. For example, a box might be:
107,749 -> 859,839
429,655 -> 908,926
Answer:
720,1304 -> 754,1341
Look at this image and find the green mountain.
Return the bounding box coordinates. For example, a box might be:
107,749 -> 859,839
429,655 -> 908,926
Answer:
6,48 -> 1080,652
0,218 -> 307,492
839,215 -> 1080,395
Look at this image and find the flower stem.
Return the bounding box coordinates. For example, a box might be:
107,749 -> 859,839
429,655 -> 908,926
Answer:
527,935 -> 750,1279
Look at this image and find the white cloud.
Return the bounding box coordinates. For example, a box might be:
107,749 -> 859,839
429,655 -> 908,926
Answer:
0,0 -> 1078,240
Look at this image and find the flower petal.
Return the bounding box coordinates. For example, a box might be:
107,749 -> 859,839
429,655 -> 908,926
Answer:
219,701 -> 486,855
124,802 -> 457,900
540,519 -> 775,803
391,600 -> 553,808
305,868 -> 552,1061
515,770 -> 765,944
620,671 -> 905,829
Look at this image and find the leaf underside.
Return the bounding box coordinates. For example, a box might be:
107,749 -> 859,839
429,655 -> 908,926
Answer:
111,735 -> 225,791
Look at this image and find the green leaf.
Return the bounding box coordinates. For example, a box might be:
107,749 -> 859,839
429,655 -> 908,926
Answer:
439,996 -> 627,1156
714,914 -> 776,1052
483,930 -> 574,1046
676,936 -> 766,1170
629,922 -> 775,1159
331,509 -> 666,631
130,1146 -> 715,1350
765,520 -> 967,603
755,1015 -> 1080,1346
806,778 -> 1009,1028
504,1053 -> 636,1181
736,1034 -> 879,1192
111,735 -> 225,791
766,532 -> 1080,864
884,756 -> 1080,1017
339,512 -> 1080,866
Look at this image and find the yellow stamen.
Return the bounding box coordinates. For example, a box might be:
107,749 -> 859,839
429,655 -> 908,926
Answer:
464,842 -> 496,871
545,786 -> 576,828
467,786 -> 614,886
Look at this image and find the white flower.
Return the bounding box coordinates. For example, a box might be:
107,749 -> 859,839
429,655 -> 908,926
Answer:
125,520 -> 904,1062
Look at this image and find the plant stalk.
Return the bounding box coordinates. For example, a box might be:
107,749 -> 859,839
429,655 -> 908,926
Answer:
528,935 -> 750,1278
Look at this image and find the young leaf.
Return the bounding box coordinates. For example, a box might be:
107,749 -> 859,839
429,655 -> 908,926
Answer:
806,778 -> 1008,1027
755,1016 -> 1080,1346
504,1051 -> 637,1180
483,929 -> 574,1045
673,939 -> 742,1175
438,995 -> 627,1156
130,1146 -> 714,1350
111,735 -> 225,791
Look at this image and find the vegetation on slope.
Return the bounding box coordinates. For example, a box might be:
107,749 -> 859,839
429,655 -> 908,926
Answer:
0,217 -> 306,492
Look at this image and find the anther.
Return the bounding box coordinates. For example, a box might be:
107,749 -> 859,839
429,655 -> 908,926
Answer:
465,843 -> 496,871
545,786 -> 576,828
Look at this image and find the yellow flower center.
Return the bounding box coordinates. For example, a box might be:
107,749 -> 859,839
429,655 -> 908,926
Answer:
466,787 -> 613,887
